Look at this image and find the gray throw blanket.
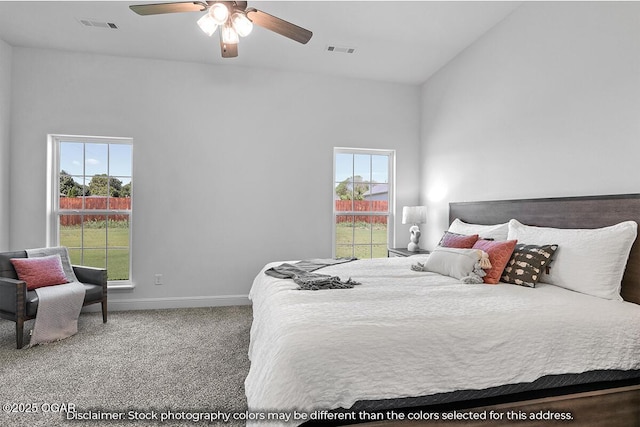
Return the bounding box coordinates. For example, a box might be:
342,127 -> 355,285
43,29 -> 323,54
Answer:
26,247 -> 86,347
265,258 -> 361,290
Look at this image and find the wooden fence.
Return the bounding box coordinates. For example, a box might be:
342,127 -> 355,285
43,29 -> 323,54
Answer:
335,200 -> 388,224
59,197 -> 131,226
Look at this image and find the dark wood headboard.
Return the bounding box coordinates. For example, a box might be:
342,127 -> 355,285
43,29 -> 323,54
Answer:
449,194 -> 640,305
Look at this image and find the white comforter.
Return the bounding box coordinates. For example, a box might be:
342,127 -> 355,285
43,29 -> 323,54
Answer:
246,256 -> 640,419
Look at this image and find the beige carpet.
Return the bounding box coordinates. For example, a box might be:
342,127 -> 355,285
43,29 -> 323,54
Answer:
0,305 -> 252,427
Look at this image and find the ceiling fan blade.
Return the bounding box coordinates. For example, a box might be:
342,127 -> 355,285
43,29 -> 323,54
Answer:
130,1 -> 209,16
246,8 -> 312,44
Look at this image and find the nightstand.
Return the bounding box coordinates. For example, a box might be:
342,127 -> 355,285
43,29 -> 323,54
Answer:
388,247 -> 431,257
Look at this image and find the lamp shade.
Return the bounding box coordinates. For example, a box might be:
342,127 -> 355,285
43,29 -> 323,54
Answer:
402,206 -> 427,225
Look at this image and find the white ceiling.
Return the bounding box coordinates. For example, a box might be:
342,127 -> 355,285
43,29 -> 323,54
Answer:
0,1 -> 521,85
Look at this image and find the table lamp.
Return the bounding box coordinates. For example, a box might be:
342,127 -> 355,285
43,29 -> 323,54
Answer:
402,206 -> 427,252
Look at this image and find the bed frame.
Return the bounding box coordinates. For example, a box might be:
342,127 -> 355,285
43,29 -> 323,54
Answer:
345,194 -> 640,426
449,193 -> 640,305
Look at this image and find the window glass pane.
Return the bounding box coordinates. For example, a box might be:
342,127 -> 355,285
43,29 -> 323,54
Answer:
335,245 -> 354,258
87,175 -> 113,200
67,248 -> 82,266
119,177 -> 132,198
354,245 -> 372,259
59,214 -> 82,250
372,244 -> 387,258
353,218 -> 372,247
107,216 -> 129,249
85,143 -> 108,176
335,215 -> 354,245
354,199 -> 371,212
371,155 -> 389,184
335,153 -> 353,182
109,144 -> 132,177
60,173 -> 84,199
371,196 -> 389,212
109,195 -> 131,211
86,194 -> 108,210
83,249 -> 107,270
83,215 -> 107,249
353,154 -> 371,183
107,249 -> 129,281
371,219 -> 388,244
335,195 -> 353,212
59,192 -> 82,210
60,142 -> 84,175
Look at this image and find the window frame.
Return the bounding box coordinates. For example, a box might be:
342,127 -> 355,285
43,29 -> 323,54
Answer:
47,134 -> 134,288
332,147 -> 395,258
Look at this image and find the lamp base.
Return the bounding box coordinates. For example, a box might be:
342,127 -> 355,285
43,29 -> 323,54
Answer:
407,242 -> 420,252
407,224 -> 421,252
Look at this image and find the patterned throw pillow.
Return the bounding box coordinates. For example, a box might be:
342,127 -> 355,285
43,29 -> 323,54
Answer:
438,231 -> 479,249
502,244 -> 559,288
472,239 -> 518,284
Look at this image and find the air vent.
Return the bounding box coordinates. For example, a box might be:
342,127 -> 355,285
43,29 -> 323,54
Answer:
326,45 -> 356,54
77,18 -> 119,29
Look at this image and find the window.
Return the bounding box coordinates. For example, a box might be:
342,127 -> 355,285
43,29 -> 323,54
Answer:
48,135 -> 133,285
333,148 -> 394,258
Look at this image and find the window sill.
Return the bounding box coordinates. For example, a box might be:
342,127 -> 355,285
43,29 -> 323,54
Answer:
108,281 -> 135,291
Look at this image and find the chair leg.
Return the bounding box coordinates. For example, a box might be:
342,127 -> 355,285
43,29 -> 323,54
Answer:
101,299 -> 108,323
16,318 -> 24,349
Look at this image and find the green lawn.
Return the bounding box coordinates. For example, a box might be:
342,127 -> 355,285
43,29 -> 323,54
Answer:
335,222 -> 388,258
61,221 -> 384,279
60,223 -> 129,281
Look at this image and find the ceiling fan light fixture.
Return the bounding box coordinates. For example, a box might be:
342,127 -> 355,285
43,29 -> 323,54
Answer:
231,12 -> 253,37
197,14 -> 218,36
221,25 -> 239,44
208,2 -> 229,25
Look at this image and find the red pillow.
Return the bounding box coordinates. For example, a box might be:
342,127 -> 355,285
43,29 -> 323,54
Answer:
472,239 -> 518,284
10,255 -> 69,290
439,231 -> 479,249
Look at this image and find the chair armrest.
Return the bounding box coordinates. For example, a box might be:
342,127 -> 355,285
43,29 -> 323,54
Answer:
72,265 -> 107,287
0,277 -> 27,315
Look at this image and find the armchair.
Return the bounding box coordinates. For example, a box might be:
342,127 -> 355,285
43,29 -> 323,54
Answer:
0,250 -> 107,348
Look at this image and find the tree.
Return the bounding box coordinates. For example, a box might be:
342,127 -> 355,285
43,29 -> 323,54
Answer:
59,170 -> 87,197
121,182 -> 132,198
335,176 -> 370,200
88,174 -> 123,197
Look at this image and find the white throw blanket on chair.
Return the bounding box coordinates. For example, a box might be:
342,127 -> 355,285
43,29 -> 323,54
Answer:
25,247 -> 86,347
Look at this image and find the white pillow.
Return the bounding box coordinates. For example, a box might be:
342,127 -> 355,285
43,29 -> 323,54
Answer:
507,219 -> 637,300
448,218 -> 509,241
423,247 -> 483,280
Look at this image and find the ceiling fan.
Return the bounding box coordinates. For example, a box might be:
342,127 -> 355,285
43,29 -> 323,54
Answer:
129,1 -> 313,58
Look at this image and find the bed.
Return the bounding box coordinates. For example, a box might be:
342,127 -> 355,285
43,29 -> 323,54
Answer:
245,194 -> 640,426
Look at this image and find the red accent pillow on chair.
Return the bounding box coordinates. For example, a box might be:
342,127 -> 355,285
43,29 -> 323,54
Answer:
10,255 -> 69,290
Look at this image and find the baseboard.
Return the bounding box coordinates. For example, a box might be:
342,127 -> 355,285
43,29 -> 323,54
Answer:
82,295 -> 251,312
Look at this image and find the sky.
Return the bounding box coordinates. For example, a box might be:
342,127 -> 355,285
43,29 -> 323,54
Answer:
60,141 -> 132,186
335,153 -> 389,184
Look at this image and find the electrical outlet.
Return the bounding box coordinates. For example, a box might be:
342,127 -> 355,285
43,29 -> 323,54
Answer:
154,274 -> 162,285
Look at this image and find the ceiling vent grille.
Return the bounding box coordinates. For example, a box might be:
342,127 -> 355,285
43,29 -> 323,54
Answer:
78,18 -> 119,29
326,45 -> 356,54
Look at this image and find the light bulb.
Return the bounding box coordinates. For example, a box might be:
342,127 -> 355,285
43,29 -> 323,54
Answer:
197,14 -> 218,37
231,12 -> 253,37
208,3 -> 229,25
221,25 -> 239,44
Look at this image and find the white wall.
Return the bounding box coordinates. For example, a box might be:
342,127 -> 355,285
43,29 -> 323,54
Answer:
9,48 -> 420,308
420,1 -> 640,248
0,39 -> 11,251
